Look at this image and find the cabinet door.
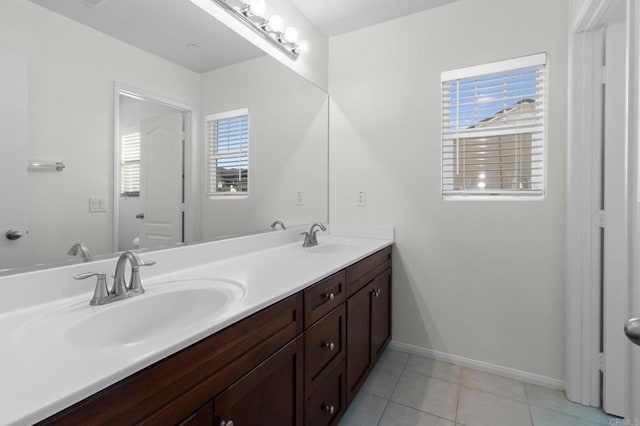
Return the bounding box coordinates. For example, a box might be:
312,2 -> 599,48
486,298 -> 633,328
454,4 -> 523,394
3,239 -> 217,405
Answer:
346,281 -> 373,403
214,336 -> 304,426
371,268 -> 392,361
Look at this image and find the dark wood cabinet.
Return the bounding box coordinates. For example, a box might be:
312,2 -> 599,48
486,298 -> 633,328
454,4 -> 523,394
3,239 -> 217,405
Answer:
304,303 -> 346,396
178,402 -> 214,426
213,336 -> 304,426
345,248 -> 392,404
371,267 -> 392,361
304,361 -> 346,426
41,245 -> 392,426
304,270 -> 346,326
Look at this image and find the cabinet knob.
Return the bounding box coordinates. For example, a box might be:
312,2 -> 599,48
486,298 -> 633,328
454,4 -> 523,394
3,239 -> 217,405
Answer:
325,292 -> 335,301
323,341 -> 335,351
220,421 -> 234,426
322,404 -> 336,415
373,289 -> 381,298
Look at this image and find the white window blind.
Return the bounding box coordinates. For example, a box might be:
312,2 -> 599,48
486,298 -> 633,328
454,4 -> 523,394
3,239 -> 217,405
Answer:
120,132 -> 140,196
441,53 -> 547,198
206,109 -> 249,197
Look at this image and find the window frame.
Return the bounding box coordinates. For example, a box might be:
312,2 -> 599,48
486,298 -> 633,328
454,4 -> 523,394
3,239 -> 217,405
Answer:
119,129 -> 141,197
204,108 -> 250,199
440,53 -> 548,201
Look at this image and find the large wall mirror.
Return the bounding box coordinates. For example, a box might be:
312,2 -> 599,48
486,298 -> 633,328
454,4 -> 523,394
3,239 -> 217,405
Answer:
0,0 -> 328,274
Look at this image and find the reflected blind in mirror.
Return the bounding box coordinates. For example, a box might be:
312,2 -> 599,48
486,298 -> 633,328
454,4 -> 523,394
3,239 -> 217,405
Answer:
441,53 -> 547,198
120,132 -> 140,196
206,109 -> 249,197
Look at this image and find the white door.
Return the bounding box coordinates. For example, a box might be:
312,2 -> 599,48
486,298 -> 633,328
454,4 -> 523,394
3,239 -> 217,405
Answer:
138,113 -> 184,248
0,53 -> 28,270
603,21 -> 628,417
627,1 -> 640,419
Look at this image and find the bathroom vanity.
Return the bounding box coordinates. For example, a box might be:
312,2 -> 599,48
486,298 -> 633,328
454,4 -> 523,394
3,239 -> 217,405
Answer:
0,227 -> 393,425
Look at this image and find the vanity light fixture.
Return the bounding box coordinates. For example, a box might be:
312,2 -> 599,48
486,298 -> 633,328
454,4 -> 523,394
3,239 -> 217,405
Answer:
206,0 -> 305,60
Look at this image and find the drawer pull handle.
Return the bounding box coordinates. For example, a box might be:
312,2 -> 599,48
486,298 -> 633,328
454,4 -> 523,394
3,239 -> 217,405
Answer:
323,341 -> 335,351
220,421 -> 234,426
322,404 -> 336,415
325,292 -> 335,301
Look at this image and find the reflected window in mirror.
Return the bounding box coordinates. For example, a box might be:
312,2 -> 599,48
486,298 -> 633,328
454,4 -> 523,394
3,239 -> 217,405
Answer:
206,109 -> 249,197
120,131 -> 141,197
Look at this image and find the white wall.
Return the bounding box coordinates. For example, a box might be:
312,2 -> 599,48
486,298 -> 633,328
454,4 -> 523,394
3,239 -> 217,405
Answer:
200,55 -> 328,238
0,0 -> 201,265
329,0 -> 569,381
570,0 -> 590,27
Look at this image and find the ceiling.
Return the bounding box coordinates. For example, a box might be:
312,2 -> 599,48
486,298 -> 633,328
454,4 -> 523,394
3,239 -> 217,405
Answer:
29,0 -> 460,73
29,0 -> 265,73
290,0 -> 459,36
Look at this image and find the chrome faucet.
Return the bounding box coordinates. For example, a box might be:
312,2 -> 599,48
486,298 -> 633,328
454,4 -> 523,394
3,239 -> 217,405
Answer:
301,222 -> 327,247
67,242 -> 92,262
270,220 -> 287,230
74,251 -> 155,306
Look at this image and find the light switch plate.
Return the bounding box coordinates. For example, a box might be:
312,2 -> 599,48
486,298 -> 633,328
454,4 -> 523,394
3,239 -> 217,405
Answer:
296,191 -> 304,206
89,196 -> 107,213
357,191 -> 366,207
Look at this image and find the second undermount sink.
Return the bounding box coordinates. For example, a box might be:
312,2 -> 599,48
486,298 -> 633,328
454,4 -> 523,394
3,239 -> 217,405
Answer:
18,278 -> 246,349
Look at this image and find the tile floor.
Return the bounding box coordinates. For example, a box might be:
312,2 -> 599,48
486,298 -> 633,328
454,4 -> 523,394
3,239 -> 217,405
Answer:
339,349 -> 619,426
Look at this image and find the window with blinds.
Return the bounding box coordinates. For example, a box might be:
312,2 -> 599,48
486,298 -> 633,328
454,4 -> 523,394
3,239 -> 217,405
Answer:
120,132 -> 140,197
441,53 -> 546,198
206,109 -> 249,197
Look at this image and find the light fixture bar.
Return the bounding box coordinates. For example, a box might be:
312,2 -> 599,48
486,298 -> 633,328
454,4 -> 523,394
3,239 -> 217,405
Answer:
209,0 -> 300,60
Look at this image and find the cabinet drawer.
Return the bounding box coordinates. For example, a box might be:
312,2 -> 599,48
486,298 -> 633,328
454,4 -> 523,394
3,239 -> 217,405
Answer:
346,247 -> 391,297
305,360 -> 346,426
304,270 -> 346,327
305,303 -> 346,396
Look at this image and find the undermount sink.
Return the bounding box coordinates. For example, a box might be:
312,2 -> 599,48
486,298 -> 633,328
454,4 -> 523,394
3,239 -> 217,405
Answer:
305,243 -> 352,254
18,278 -> 246,349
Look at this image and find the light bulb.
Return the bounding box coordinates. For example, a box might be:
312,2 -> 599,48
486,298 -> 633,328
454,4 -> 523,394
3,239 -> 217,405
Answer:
268,14 -> 284,32
283,27 -> 299,43
298,40 -> 309,52
249,0 -> 266,17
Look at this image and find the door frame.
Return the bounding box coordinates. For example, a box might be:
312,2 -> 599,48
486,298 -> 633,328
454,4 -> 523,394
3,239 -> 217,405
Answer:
113,83 -> 197,252
626,1 -> 640,420
566,0 -> 638,416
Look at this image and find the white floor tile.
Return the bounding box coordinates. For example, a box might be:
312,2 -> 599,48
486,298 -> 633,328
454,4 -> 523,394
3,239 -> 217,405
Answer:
404,355 -> 462,384
390,371 -> 459,421
525,384 -> 615,425
461,368 -> 527,402
379,402 -> 455,426
339,392 -> 388,426
530,406 -> 603,426
456,387 -> 532,426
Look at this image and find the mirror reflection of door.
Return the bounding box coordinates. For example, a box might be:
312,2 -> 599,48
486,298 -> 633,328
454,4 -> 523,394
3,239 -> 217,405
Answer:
118,94 -> 185,251
0,53 -> 28,270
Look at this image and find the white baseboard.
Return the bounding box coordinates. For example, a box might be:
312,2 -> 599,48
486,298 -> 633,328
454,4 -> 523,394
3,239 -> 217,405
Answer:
388,340 -> 566,391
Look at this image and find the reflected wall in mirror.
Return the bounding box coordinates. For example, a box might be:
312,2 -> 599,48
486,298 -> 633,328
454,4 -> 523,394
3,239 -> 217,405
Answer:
0,0 -> 328,273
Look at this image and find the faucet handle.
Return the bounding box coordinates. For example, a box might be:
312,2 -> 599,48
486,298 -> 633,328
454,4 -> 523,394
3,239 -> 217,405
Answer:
74,272 -> 110,305
129,259 -> 155,294
74,272 -> 106,281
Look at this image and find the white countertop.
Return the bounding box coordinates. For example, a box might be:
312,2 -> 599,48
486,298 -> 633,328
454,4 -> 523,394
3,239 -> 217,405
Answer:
0,230 -> 392,425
